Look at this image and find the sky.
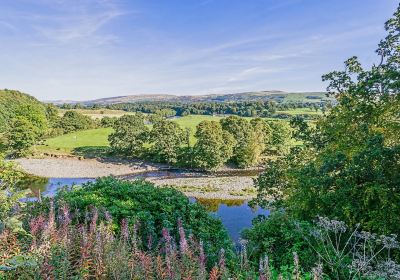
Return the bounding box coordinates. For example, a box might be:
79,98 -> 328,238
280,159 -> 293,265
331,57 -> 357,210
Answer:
0,0 -> 398,101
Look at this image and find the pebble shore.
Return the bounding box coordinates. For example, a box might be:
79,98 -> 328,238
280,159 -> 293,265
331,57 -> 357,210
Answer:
14,158 -> 258,199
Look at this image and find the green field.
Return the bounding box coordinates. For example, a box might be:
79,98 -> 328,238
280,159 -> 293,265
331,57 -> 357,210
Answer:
36,128 -> 113,155
276,107 -> 322,115
58,108 -> 135,119
37,115 -> 231,156
281,92 -> 331,103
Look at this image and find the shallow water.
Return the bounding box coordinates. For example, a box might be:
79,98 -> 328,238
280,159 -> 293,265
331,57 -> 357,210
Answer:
24,177 -> 268,240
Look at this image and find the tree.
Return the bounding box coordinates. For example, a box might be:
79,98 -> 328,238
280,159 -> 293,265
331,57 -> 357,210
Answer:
108,114 -> 149,157
193,121 -> 235,170
14,104 -> 48,136
100,116 -> 117,128
220,116 -> 265,167
149,120 -> 186,164
6,117 -> 41,157
57,110 -> 96,133
0,89 -> 48,134
267,121 -> 292,155
254,5 -> 400,235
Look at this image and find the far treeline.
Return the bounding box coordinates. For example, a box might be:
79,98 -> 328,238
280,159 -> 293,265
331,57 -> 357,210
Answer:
60,99 -> 327,119
108,114 -> 291,169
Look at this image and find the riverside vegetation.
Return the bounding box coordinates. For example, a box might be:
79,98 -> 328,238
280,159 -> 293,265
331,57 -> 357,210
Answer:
1,4 -> 400,279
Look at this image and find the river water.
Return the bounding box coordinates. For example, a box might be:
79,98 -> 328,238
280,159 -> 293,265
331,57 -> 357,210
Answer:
23,177 -> 269,241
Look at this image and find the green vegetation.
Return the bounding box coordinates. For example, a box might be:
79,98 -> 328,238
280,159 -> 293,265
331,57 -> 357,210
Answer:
56,110 -> 97,134
37,114 -> 292,169
36,128 -> 112,155
149,119 -> 187,164
0,89 -> 48,134
106,115 -> 291,169
0,90 -> 52,156
55,177 -> 234,267
246,5 -> 400,278
0,155 -> 26,232
108,114 -> 149,157
58,108 -> 135,119
1,5 -> 399,279
192,121 -> 236,169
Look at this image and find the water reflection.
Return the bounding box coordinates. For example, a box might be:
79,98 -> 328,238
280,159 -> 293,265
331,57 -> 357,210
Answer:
192,197 -> 269,241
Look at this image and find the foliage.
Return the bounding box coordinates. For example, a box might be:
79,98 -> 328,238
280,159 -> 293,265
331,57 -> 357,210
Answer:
242,211 -> 316,270
0,89 -> 54,156
149,120 -> 187,164
5,117 -> 41,157
243,214 -> 400,279
0,89 -> 48,134
108,114 -> 149,157
44,104 -> 63,136
100,98 -> 325,119
267,120 -> 292,155
0,204 -> 324,280
193,121 -> 236,170
300,217 -> 400,279
0,155 -> 26,233
54,177 -> 234,266
254,5 -> 400,236
100,116 -> 117,128
56,110 -> 97,134
220,116 -> 264,168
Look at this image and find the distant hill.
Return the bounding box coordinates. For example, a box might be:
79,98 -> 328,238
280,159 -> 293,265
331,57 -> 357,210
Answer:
50,90 -> 329,105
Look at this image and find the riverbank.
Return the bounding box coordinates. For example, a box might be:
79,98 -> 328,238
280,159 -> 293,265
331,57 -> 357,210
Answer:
14,157 -> 260,200
14,158 -> 163,178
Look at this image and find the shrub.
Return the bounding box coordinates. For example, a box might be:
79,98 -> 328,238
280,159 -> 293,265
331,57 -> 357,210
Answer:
53,177 -> 234,267
242,211 -> 316,271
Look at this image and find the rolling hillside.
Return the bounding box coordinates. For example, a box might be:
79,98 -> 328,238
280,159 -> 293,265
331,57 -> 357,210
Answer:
50,90 -> 330,105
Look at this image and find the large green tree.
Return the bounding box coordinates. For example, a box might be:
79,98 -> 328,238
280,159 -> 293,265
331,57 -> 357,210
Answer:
254,5 -> 400,235
220,116 -> 265,168
5,117 -> 41,157
193,121 -> 235,170
149,119 -> 186,164
57,110 -> 96,133
108,114 -> 149,157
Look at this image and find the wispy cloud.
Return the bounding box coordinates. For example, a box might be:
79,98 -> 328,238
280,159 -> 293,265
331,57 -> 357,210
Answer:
0,21 -> 17,32
3,0 -> 130,46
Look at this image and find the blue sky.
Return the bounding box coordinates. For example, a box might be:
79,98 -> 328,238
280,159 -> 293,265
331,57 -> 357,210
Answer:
0,0 -> 398,101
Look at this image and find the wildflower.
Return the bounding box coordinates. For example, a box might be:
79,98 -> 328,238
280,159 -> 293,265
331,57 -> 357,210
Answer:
121,218 -> 129,242
380,234 -> 399,250
316,216 -> 347,233
178,219 -> 188,255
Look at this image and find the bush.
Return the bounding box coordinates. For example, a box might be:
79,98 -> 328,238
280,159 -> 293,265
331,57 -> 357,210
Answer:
242,211 -> 316,271
54,177 -> 234,267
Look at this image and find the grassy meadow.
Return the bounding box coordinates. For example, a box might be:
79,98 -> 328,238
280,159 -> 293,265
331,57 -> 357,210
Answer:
58,108 -> 136,119
37,115 -> 241,156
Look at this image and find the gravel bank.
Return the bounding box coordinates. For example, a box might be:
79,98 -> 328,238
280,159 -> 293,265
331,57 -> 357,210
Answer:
147,176 -> 256,200
15,158 -> 259,199
14,158 -> 159,178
